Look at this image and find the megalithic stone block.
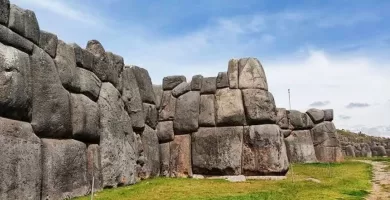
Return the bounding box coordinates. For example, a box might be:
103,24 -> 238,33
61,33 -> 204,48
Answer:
157,121 -> 174,143
199,94 -> 216,127
173,91 -> 200,133
163,75 -> 186,90
238,57 -> 268,90
276,108 -> 289,129
143,103 -> 158,129
0,0 -> 10,26
159,91 -> 176,121
306,108 -> 325,124
0,24 -> 33,54
71,43 -> 94,71
200,77 -> 217,94
227,58 -> 238,89
54,40 -> 79,92
242,89 -> 277,124
86,40 -> 109,81
87,144 -> 103,192
311,122 -> 343,162
169,135 -> 192,178
215,88 -> 245,126
172,82 -> 190,97
216,71 -> 229,88
76,67 -> 102,102
132,65 -> 156,104
160,142 -> 170,177
39,30 -> 58,58
284,130 -> 317,163
153,85 -> 163,109
191,74 -> 203,91
139,125 -> 160,179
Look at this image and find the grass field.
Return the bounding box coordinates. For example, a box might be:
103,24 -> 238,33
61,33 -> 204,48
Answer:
75,161 -> 372,200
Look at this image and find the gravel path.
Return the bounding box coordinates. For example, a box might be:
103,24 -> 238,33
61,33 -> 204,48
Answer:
359,160 -> 390,200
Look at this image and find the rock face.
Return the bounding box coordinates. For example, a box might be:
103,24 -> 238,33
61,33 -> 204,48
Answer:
41,139 -> 89,200
191,75 -> 203,91
284,130 -> 317,163
39,30 -> 57,58
8,5 -> 25,38
163,75 -> 186,90
23,10 -> 40,44
143,103 -> 158,129
192,127 -> 243,175
0,42 -> 31,121
169,135 -> 192,178
227,59 -> 239,89
159,91 -> 176,121
76,67 -> 102,101
238,58 -> 268,90
242,125 -> 289,175
132,66 -> 156,104
106,52 -> 123,90
71,43 -> 94,71
54,40 -> 79,91
199,94 -> 216,127
173,91 -> 200,133
157,121 -> 174,143
140,125 -> 160,179
0,117 -> 41,200
311,122 -> 343,162
153,85 -> 163,109
86,40 -> 109,82
0,24 -> 34,54
0,0 -> 9,26
288,110 -> 314,130
242,89 -> 277,124
216,72 -> 229,88
201,77 -> 217,94
215,88 -> 245,126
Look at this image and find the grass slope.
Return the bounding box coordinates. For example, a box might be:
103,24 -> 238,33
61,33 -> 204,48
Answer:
75,161 -> 371,200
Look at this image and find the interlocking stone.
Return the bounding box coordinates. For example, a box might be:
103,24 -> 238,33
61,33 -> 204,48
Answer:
54,40 -> 79,91
153,85 -> 163,109
160,143 -> 170,177
242,89 -> 277,124
23,10 -> 40,44
323,109 -> 334,121
157,121 -> 174,143
191,74 -> 203,91
200,77 -> 217,94
276,108 -> 289,129
163,75 -> 186,90
143,103 -> 158,129
169,135 -> 192,178
173,91 -> 200,133
306,108 -> 325,124
238,58 -> 268,90
0,24 -> 33,54
76,67 -> 102,101
228,58 -> 239,89
284,130 -> 318,163
159,91 -> 176,121
139,125 -> 160,179
215,88 -> 245,126
71,43 -> 94,71
87,144 -> 103,192
199,94 -> 216,127
311,122 -> 343,162
132,66 -> 156,104
0,0 -> 9,25
172,82 -> 190,97
216,72 -> 229,88
86,40 -> 109,81
39,30 -> 58,58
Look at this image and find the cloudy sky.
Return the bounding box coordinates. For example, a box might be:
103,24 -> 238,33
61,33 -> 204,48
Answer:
13,0 -> 390,137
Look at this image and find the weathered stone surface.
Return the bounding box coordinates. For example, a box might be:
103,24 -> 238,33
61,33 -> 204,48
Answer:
98,83 -> 137,187
281,129 -> 292,138
76,67 -> 102,101
143,103 -> 158,129
361,143 -> 372,157
140,125 -> 160,179
87,144 -> 103,192
238,58 -> 268,90
153,85 -> 163,109
276,108 -> 289,129
159,91 -> 176,121
306,108 -> 325,124
288,110 -> 314,130
323,109 -> 334,121
284,130 -> 317,163
106,52 -> 123,90
199,94 -> 216,127
39,30 -> 57,58
55,40 -> 79,91
71,43 -> 94,71
157,121 -> 174,143
122,66 -> 145,130
160,143 -> 170,177
228,58 -> 239,89
170,135 -> 192,178
0,117 -> 41,200
371,146 -> 387,157
132,66 -> 156,104
23,10 -> 39,44
0,0 -> 9,25
216,72 -> 229,88
242,125 -> 289,175
311,122 -> 343,162
0,24 -> 33,53
200,77 -> 217,94
345,145 -> 355,157
173,91 -> 200,133
242,89 -> 277,124
172,82 -> 190,97
191,74 -> 203,91
86,40 -> 109,81
70,94 -> 100,143
30,46 -> 72,138
8,4 -> 24,36
192,127 -> 243,175
41,139 -> 89,200
163,75 -> 186,90
215,88 -> 245,126
0,43 -> 31,121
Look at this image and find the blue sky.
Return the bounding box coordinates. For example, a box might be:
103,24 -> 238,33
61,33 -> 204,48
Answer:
13,0 -> 390,137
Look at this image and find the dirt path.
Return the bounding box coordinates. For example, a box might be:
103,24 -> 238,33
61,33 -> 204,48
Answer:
358,160 -> 390,200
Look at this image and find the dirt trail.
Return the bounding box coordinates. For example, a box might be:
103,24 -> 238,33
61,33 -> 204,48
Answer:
359,160 -> 390,200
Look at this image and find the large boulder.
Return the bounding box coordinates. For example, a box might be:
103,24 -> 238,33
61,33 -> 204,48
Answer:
0,117 -> 41,200
157,121 -> 174,143
160,143 -> 170,177
71,43 -> 94,71
163,75 -> 186,90
86,40 -> 109,81
132,66 -> 156,104
288,110 -> 314,130
143,103 -> 158,130
276,108 -> 289,129
8,5 -> 25,38
238,58 -> 268,90
159,91 -> 176,121
76,67 -> 102,101
284,130 -> 317,163
23,10 -> 40,44
200,77 -> 217,94
121,66 -> 145,130
87,144 -> 103,192
153,85 -> 163,109
242,89 -> 277,124
54,40 -> 79,91
306,108 -> 325,124
227,58 -> 239,89
0,42 -> 31,121
311,122 -> 343,162
169,135 -> 192,178
106,52 -> 123,90
30,46 -> 72,138
98,83 -> 137,187
216,72 -> 229,88
0,0 -> 9,26
172,82 -> 190,97
191,74 -> 203,91
0,24 -> 33,54
323,109 -> 334,121
39,30 -> 58,58
192,127 -> 243,175
242,125 -> 289,175
70,94 -> 100,143
215,88 -> 245,126
173,91 -> 200,134
139,125 -> 160,179
199,94 -> 216,127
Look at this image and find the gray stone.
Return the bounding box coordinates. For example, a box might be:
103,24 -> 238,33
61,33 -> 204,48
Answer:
191,74 -> 203,91
238,58 -> 268,90
0,43 -> 31,121
173,91 -> 200,133
8,4 -> 24,37
323,109 -> 334,121
54,40 -> 79,91
199,94 -> 216,127
169,135 -> 192,178
86,40 -> 109,81
215,88 -> 245,126
228,58 -> 239,89
140,125 -> 160,179
242,125 -> 289,175
371,146 -> 387,157
153,85 -> 163,109
163,75 -> 186,90
157,121 -> 174,143
276,108 -> 289,129
288,110 -> 314,130
143,103 -> 158,129
98,83 -> 137,187
0,0 -> 9,25
71,43 -> 94,71
306,108 -> 325,124
122,66 -> 145,130
23,10 -> 40,44
159,91 -> 176,121
106,52 -> 123,90
0,24 -> 33,54
345,145 -> 355,157
200,77 -> 217,94
70,94 -> 100,143
242,89 -> 277,124
172,82 -> 190,97
284,130 -> 317,163
192,127 -> 243,175
159,143 -> 170,177
311,122 -> 343,162
76,67 -> 102,101
87,144 -> 103,192
41,139 -> 89,200
132,66 -> 156,104
281,129 -> 292,138
216,72 -> 229,88
30,46 -> 72,138
0,117 -> 41,200
39,30 -> 57,58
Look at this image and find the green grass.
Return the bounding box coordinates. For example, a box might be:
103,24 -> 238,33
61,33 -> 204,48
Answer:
74,161 -> 372,200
